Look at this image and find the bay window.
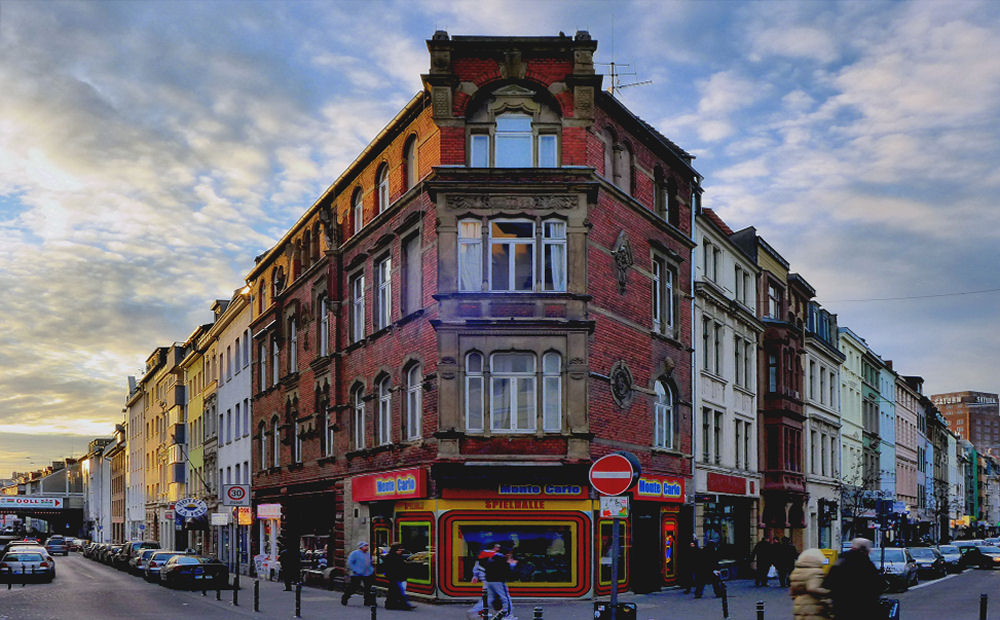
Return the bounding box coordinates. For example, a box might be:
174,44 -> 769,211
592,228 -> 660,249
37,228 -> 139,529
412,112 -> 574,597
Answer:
463,350 -> 563,434
542,353 -> 562,432
490,353 -> 536,432
465,352 -> 485,432
459,218 -> 567,293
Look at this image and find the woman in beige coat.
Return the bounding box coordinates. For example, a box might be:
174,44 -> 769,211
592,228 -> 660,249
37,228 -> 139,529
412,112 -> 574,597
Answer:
788,548 -> 832,620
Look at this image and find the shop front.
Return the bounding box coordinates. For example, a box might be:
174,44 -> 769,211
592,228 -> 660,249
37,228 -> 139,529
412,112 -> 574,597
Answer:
628,473 -> 689,592
694,472 -> 758,576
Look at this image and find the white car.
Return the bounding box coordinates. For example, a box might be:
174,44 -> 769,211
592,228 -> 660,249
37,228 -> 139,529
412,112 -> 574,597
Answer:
0,549 -> 55,582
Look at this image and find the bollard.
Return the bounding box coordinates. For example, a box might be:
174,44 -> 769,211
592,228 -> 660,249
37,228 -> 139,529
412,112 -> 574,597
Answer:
232,575 -> 239,606
719,579 -> 729,619
981,593 -> 988,620
254,579 -> 260,612
533,606 -> 543,619
756,600 -> 765,620
370,597 -> 377,620
202,580 -> 207,596
294,582 -> 302,618
481,589 -> 489,619
216,585 -> 221,601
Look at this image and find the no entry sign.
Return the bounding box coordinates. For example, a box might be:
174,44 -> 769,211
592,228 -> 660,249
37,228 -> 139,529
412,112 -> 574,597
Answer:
589,452 -> 640,496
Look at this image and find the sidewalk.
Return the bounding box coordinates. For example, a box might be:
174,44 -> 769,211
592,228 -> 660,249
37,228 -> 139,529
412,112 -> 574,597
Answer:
180,575 -> 794,620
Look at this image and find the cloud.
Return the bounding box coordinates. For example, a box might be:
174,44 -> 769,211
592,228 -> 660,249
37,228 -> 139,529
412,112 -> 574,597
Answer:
749,26 -> 839,63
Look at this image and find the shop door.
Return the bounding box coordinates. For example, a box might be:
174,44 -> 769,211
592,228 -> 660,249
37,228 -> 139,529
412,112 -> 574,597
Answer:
630,503 -> 661,593
661,509 -> 683,586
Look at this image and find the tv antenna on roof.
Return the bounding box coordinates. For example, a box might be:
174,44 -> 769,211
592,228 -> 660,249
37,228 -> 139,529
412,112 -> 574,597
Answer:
595,16 -> 653,96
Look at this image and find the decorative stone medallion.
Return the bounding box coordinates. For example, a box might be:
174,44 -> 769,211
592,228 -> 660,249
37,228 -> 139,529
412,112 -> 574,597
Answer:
609,360 -> 634,409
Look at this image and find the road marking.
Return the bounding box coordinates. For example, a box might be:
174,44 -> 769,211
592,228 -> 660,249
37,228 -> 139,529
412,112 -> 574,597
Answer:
908,572 -> 960,591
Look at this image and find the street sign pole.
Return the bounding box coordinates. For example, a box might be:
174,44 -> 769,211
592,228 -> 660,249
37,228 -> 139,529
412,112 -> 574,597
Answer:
610,515 -> 620,620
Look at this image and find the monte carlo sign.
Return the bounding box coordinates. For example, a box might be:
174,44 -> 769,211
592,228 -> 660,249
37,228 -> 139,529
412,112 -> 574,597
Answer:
0,497 -> 64,509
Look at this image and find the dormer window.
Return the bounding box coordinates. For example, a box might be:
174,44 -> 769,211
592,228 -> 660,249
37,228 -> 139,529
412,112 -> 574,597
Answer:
466,86 -> 561,168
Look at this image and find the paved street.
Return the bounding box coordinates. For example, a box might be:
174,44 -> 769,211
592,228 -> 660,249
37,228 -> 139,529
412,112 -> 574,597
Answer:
4,554 -> 1000,619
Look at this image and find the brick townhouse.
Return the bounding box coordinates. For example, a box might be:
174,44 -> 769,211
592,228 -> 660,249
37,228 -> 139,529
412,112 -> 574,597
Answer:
248,31 -> 699,600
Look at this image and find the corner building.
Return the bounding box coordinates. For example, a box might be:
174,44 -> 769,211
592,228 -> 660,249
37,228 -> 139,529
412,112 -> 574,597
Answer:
249,31 -> 696,600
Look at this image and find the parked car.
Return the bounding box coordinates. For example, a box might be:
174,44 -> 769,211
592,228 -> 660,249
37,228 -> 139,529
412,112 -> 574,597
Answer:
159,555 -> 229,589
45,535 -> 69,556
0,549 -> 55,582
101,544 -> 123,565
873,548 -> 918,591
908,546 -> 946,578
115,540 -> 160,571
131,548 -> 160,576
937,545 -> 964,572
986,538 -> 1000,546
960,545 -> 1000,569
0,535 -> 19,555
145,551 -> 187,582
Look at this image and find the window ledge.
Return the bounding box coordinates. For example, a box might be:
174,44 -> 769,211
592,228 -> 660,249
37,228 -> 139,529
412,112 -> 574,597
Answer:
651,447 -> 688,458
651,330 -> 686,349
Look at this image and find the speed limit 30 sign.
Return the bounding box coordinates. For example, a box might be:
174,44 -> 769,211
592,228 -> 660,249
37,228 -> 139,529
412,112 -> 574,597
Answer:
223,484 -> 250,506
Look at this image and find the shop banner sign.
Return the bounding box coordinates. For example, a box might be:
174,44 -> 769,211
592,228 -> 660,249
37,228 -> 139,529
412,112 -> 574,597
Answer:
211,512 -> 230,526
632,474 -> 685,503
352,467 -> 427,502
237,506 -> 253,526
600,495 -> 630,518
0,497 -> 64,509
257,503 -> 282,520
442,483 -> 588,500
175,497 -> 208,518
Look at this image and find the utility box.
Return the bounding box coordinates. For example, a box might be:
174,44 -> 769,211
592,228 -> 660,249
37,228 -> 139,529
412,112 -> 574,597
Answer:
594,602 -> 637,620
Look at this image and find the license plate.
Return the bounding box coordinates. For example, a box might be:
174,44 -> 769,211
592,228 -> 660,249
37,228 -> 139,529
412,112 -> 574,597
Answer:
194,574 -> 205,579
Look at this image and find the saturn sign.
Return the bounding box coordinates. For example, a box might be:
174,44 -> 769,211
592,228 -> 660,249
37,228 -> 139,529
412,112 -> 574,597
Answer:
174,498 -> 208,518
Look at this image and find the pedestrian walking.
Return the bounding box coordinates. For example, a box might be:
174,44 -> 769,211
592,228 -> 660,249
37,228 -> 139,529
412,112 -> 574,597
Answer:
693,541 -> 720,598
749,536 -> 773,587
681,539 -> 699,594
789,548 -> 832,620
485,544 -> 517,619
468,544 -> 498,618
381,543 -> 415,610
341,541 -> 375,607
778,537 -> 798,587
822,538 -> 886,619
279,543 -> 300,591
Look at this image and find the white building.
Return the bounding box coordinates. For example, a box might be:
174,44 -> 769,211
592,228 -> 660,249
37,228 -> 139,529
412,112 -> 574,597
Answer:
803,300 -> 844,549
124,376 -> 146,540
211,293 -> 253,574
82,438 -> 113,542
692,208 -> 763,566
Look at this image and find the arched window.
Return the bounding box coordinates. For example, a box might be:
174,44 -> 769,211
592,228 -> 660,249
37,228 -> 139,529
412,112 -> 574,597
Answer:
406,364 -> 422,440
654,382 -> 676,450
377,376 -> 391,446
271,339 -> 279,385
302,231 -> 311,270
465,352 -> 484,432
272,417 -> 281,467
542,352 -> 562,432
311,223 -> 321,262
376,164 -> 390,214
466,90 -> 561,168
352,386 -> 365,450
667,177 -> 679,227
318,296 -> 329,357
352,188 -> 364,235
321,384 -> 333,458
603,127 -> 616,181
404,135 -> 418,189
288,318 -> 297,373
259,342 -> 267,391
618,142 -> 634,195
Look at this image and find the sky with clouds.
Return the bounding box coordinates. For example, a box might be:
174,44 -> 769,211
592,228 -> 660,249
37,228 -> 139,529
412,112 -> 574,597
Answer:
1,0 -> 998,478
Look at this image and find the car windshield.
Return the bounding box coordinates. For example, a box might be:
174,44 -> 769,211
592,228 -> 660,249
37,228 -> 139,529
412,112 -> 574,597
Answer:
140,550 -> 158,560
909,548 -> 936,558
979,546 -> 1000,553
939,546 -> 959,553
877,550 -> 906,562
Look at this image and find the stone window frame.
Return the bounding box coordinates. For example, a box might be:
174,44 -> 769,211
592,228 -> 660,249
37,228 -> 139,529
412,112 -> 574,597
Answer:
651,252 -> 679,337
376,373 -> 392,446
461,344 -> 566,436
373,252 -> 392,331
376,162 -> 390,215
349,269 -> 366,343
458,215 -> 569,294
465,85 -> 562,169
352,187 -> 364,235
405,362 -> 423,441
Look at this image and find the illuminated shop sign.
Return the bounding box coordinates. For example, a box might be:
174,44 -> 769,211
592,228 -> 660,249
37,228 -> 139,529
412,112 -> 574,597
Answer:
353,467 -> 427,502
632,474 -> 685,503
443,483 -> 588,500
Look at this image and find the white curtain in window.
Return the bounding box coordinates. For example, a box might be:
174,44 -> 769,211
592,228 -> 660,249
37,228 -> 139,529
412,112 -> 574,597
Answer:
466,353 -> 484,431
407,365 -> 422,440
544,221 -> 566,292
458,220 -> 482,291
542,353 -> 561,432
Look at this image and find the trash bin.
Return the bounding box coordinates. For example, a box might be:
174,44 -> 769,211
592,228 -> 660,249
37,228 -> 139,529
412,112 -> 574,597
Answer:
593,602 -> 637,620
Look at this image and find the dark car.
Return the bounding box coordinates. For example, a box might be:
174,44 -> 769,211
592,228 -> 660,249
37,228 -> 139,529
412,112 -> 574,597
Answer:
159,555 -> 228,589
908,546 -> 945,578
937,545 -> 963,572
45,535 -> 69,557
101,544 -> 123,565
960,545 -> 1000,569
145,551 -> 186,582
115,540 -> 160,571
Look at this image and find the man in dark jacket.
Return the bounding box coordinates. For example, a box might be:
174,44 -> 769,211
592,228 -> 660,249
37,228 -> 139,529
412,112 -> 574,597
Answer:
823,537 -> 887,619
279,544 -> 300,592
777,537 -> 798,587
693,541 -> 720,598
485,544 -> 516,617
749,537 -> 773,586
381,543 -> 415,610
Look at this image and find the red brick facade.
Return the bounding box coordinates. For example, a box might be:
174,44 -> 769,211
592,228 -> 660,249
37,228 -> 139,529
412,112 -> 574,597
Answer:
248,31 -> 697,599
